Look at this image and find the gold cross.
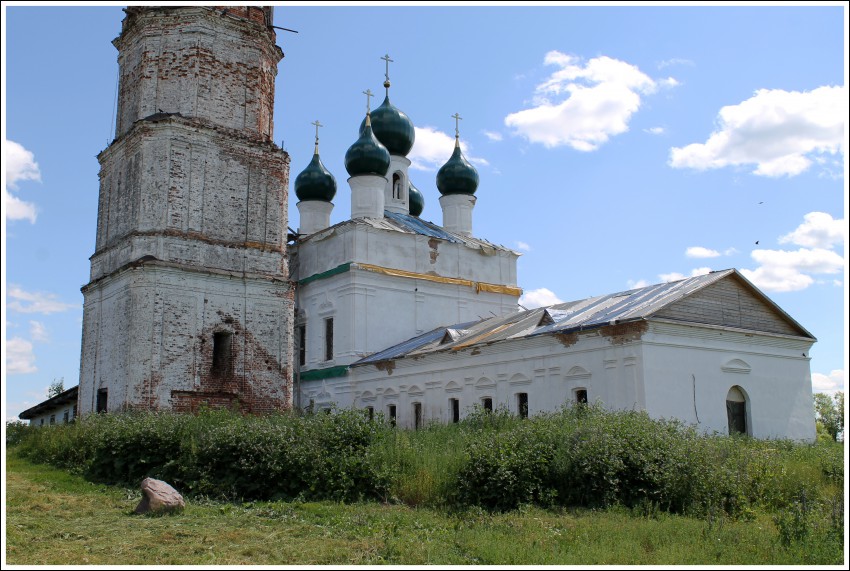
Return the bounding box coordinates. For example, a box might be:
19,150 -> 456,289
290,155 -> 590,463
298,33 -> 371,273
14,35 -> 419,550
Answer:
363,89 -> 374,113
451,113 -> 463,138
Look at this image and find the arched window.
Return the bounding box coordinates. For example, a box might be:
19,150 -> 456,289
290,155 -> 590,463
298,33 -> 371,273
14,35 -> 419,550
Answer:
726,386 -> 748,435
392,172 -> 403,200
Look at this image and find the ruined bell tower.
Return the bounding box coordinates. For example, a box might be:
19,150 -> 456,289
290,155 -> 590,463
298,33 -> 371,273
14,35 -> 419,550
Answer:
78,6 -> 294,414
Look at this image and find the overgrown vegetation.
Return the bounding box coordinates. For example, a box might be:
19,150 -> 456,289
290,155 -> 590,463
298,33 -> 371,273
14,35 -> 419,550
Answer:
6,404 -> 844,564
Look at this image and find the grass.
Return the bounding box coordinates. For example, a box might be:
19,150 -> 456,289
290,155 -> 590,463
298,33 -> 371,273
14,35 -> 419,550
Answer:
5,451 -> 843,565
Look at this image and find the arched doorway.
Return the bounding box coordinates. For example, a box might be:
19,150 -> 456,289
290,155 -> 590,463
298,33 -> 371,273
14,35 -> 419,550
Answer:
726,386 -> 748,435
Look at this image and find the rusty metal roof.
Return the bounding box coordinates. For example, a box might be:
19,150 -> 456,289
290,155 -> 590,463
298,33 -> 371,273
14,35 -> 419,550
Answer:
353,269 -> 815,366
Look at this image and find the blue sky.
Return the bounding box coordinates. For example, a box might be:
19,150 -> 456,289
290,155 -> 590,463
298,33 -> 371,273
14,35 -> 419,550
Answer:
3,3 -> 847,420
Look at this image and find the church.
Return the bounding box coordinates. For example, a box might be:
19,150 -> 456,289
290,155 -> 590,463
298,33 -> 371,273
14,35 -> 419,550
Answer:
20,6 -> 817,442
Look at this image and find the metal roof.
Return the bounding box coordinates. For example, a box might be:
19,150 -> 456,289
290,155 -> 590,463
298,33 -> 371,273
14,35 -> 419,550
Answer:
352,269 -> 814,366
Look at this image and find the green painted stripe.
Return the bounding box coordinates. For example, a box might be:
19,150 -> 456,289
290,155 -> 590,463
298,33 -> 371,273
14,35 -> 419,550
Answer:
299,365 -> 349,382
298,262 -> 352,286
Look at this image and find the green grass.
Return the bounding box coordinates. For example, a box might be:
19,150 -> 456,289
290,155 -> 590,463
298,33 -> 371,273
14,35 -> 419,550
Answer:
5,452 -> 843,565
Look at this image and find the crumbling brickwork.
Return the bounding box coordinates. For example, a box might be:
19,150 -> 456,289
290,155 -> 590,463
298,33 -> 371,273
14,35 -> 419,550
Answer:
79,6 -> 293,415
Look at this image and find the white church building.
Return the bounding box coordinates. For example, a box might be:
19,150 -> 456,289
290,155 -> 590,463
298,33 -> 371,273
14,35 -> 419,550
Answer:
289,60 -> 818,441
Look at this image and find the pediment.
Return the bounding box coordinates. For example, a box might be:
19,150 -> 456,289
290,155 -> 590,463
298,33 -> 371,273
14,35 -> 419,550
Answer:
721,358 -> 751,374
565,365 -> 591,380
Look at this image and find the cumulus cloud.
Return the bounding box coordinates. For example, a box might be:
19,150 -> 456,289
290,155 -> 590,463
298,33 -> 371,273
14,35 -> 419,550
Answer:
520,287 -> 563,309
686,246 -> 721,259
6,337 -> 37,374
7,285 -> 79,314
669,86 -> 845,177
779,212 -> 846,249
483,130 -> 503,142
658,267 -> 713,283
627,279 -> 650,289
741,248 -> 843,292
505,51 -> 672,151
4,139 -> 41,223
515,241 -> 531,252
29,320 -> 50,343
644,127 -> 665,135
811,369 -> 845,395
409,126 -> 486,171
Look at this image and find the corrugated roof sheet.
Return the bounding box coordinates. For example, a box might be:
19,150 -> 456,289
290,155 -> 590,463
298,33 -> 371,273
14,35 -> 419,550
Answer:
353,269 -> 812,366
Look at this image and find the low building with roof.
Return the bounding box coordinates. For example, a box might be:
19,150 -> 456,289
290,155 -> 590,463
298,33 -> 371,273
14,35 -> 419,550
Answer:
18,386 -> 80,427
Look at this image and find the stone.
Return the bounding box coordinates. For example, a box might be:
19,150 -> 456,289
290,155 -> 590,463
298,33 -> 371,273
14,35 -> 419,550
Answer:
135,477 -> 185,514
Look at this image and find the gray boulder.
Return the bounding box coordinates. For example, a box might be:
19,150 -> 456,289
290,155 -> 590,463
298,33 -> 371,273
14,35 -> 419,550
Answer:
135,477 -> 185,514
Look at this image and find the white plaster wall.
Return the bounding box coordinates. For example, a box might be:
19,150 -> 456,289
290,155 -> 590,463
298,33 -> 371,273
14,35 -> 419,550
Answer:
28,406 -> 76,427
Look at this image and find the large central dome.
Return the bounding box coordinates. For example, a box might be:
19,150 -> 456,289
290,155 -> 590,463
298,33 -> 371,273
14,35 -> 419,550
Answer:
359,95 -> 415,157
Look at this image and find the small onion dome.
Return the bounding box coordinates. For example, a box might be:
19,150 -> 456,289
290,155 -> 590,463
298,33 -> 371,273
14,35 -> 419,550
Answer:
359,95 -> 415,156
408,181 -> 424,217
436,140 -> 479,195
345,114 -> 391,177
294,150 -> 337,202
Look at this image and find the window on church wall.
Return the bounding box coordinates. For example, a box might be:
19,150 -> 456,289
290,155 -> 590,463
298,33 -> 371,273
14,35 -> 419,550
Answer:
50,415 -> 56,425
212,331 -> 233,377
482,397 -> 493,412
450,398 -> 460,423
63,411 -> 69,424
366,406 -> 374,421
413,402 -> 423,430
517,392 -> 529,419
96,388 -> 108,413
297,324 -> 306,366
726,386 -> 748,436
324,318 -> 334,361
387,404 -> 397,427
392,172 -> 403,200
575,388 -> 588,405
40,418 -> 44,426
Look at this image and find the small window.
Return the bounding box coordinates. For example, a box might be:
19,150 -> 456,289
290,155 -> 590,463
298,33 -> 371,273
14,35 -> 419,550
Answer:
297,325 -> 306,366
517,392 -> 529,419
324,318 -> 334,361
387,404 -> 397,427
726,386 -> 748,435
392,172 -> 402,199
96,388 -> 108,413
482,397 -> 493,412
50,414 -> 56,425
366,406 -> 374,421
72,405 -> 77,419
63,411 -> 69,424
40,418 -> 44,426
575,389 -> 588,405
450,398 -> 460,423
212,331 -> 233,376
413,402 -> 423,430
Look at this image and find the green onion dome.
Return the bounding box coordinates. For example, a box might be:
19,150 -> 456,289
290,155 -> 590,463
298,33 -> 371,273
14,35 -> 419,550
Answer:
294,150 -> 337,202
345,114 -> 391,177
359,95 -> 415,156
436,140 -> 479,195
408,181 -> 424,217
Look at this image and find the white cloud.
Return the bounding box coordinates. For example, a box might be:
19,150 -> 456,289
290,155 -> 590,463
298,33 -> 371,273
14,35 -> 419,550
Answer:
4,140 -> 42,223
811,369 -> 845,395
505,52 -> 670,151
669,86 -> 846,177
483,130 -> 503,142
409,126 -> 485,171
779,212 -> 846,249
627,279 -> 650,289
29,320 -> 50,343
6,337 -> 37,374
520,287 -> 563,309
659,267 -> 713,283
515,241 -> 531,252
644,127 -> 665,135
657,58 -> 695,69
686,246 -> 721,259
7,285 -> 79,314
723,247 -> 740,256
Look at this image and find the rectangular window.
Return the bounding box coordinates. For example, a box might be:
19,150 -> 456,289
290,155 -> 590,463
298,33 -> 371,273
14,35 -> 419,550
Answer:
96,388 -> 108,413
40,418 -> 44,426
517,392 -> 529,419
72,405 -> 77,419
324,318 -> 334,361
50,415 -> 56,425
450,398 -> 460,423
63,411 -> 69,424
482,397 -> 493,412
387,404 -> 397,427
212,332 -> 233,376
297,325 -> 306,366
366,406 -> 374,421
413,403 -> 423,430
575,389 -> 588,405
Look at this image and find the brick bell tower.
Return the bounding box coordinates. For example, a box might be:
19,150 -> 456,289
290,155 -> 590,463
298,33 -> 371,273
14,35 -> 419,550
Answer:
78,6 -> 294,414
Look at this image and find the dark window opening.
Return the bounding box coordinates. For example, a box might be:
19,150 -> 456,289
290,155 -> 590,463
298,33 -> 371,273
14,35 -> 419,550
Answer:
40,418 -> 44,426
324,318 -> 334,361
366,406 -> 374,421
392,173 -> 402,199
413,402 -> 423,430
450,398 -> 460,423
96,388 -> 108,413
50,415 -> 56,425
212,332 -> 233,376
482,397 -> 493,412
575,389 -> 588,405
72,405 -> 77,419
517,392 -> 529,419
388,404 -> 397,427
297,325 -> 306,367
63,411 -> 69,424
727,400 -> 747,435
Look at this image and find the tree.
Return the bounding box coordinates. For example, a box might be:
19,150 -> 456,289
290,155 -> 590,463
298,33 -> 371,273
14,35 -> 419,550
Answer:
813,391 -> 843,441
47,378 -> 64,399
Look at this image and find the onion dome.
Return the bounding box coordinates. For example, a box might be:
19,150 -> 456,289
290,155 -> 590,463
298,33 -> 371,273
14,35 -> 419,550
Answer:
436,138 -> 479,195
408,181 -> 424,217
359,95 -> 415,156
294,147 -> 337,202
345,113 -> 391,177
